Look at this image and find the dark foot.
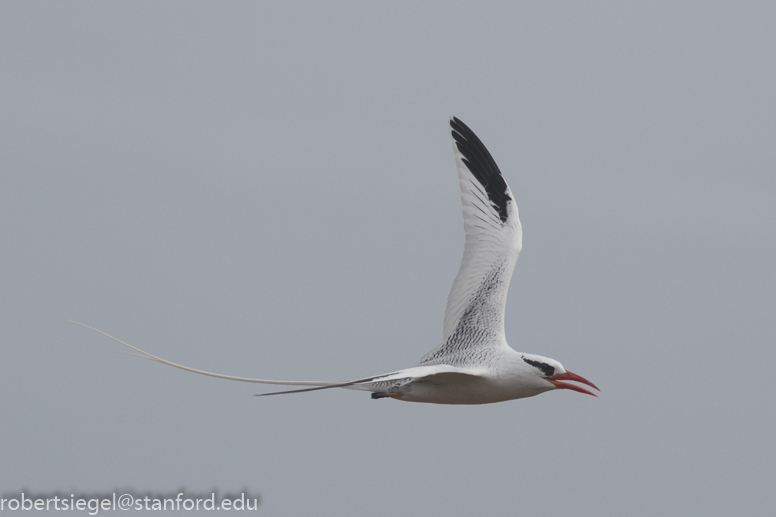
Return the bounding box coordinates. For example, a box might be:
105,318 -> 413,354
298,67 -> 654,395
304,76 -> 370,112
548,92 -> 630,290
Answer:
371,392 -> 403,400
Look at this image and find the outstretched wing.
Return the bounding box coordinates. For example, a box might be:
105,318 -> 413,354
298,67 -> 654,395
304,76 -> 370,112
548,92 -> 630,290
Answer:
419,118 -> 522,365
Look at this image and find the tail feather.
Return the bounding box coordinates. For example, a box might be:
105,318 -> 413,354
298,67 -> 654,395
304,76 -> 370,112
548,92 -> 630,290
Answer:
70,320 -> 418,398
70,321 -> 354,389
254,378 -> 384,397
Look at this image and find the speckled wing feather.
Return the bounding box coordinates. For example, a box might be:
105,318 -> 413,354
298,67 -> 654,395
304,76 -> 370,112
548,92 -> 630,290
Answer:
419,118 -> 522,366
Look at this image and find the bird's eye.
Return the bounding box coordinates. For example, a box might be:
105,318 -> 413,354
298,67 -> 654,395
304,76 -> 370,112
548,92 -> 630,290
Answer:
522,357 -> 555,377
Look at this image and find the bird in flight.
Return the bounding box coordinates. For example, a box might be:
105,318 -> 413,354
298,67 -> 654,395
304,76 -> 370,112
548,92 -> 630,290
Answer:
73,117 -> 598,404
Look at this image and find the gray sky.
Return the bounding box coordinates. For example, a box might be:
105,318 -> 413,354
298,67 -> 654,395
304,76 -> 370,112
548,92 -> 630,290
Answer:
2,1 -> 775,515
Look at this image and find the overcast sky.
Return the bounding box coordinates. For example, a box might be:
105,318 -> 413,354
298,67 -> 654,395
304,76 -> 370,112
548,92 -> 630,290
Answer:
2,1 -> 775,516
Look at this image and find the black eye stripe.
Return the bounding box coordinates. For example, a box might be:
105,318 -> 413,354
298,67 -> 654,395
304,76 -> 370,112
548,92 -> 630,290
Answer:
522,357 -> 555,377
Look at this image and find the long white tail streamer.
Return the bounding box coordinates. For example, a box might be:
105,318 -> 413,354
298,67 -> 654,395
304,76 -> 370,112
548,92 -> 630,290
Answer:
69,321 -> 347,387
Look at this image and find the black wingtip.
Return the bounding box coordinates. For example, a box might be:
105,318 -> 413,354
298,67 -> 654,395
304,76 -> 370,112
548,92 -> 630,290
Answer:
449,118 -> 511,223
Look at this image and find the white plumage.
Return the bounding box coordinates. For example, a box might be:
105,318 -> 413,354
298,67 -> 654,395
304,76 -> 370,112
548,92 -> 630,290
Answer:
73,117 -> 598,404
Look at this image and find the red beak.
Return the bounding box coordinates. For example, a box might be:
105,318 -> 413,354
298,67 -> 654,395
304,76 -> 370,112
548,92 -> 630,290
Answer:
547,370 -> 600,397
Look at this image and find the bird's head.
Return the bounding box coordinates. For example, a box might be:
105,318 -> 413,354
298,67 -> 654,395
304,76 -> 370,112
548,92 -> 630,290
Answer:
520,354 -> 599,397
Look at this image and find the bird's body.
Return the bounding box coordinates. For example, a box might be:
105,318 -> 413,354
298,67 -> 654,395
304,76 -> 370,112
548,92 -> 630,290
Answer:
359,351 -> 572,404
74,117 -> 598,404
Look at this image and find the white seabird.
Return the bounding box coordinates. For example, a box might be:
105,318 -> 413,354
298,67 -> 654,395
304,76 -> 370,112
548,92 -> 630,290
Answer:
74,117 -> 599,404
